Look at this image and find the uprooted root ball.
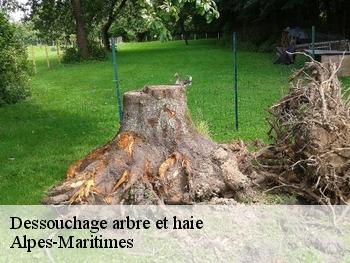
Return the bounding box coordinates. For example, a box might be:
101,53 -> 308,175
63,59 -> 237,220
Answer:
258,57 -> 350,204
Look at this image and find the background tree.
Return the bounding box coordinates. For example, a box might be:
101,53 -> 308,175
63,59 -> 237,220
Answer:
0,0 -> 23,14
100,0 -> 127,50
0,11 -> 30,105
18,0 -> 350,56
30,0 -> 73,43
175,3 -> 196,45
110,2 -> 149,42
27,0 -> 219,57
216,0 -> 350,49
141,0 -> 219,42
70,0 -> 89,58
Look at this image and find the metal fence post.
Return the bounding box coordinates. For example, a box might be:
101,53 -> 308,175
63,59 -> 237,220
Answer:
233,32 -> 239,131
111,38 -> 124,123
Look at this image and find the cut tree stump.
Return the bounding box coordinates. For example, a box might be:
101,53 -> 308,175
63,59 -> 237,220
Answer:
44,85 -> 248,205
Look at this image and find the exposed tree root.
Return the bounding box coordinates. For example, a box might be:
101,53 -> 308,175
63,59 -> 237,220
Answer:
44,86 -> 249,205
258,57 -> 350,205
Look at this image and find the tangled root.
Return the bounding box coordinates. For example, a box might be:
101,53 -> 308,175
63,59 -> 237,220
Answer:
258,55 -> 350,204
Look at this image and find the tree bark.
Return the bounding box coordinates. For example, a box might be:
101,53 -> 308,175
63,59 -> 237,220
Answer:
44,86 -> 248,205
102,0 -> 128,50
71,0 -> 89,58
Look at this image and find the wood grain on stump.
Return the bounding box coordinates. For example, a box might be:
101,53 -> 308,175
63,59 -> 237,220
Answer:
44,85 -> 248,205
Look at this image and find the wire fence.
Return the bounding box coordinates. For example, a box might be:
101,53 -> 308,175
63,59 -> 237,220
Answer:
27,32 -> 239,142
28,32 -> 225,72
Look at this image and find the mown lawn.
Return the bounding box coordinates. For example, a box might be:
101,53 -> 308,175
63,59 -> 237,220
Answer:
1,39 -> 348,204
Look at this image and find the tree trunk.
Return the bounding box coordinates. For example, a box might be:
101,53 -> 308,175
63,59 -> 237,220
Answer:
102,0 -> 128,50
44,86 -> 248,205
101,25 -> 111,51
71,0 -> 89,58
179,17 -> 188,45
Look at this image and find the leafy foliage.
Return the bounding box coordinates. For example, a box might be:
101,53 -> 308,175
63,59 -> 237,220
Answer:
0,12 -> 30,105
141,0 -> 219,40
25,0 -> 350,52
15,21 -> 39,45
28,0 -> 220,46
62,42 -> 107,63
62,47 -> 82,63
29,0 -> 74,41
110,2 -> 149,42
88,43 -> 107,60
0,0 -> 23,14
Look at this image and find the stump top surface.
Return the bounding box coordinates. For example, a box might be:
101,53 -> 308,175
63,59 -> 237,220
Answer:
124,85 -> 185,100
144,85 -> 182,90
124,85 -> 182,95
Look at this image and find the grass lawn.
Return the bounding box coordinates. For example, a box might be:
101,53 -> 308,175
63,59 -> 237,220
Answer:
1,39 -> 349,204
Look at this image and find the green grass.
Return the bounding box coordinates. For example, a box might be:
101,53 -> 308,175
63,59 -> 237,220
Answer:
1,39 -> 349,204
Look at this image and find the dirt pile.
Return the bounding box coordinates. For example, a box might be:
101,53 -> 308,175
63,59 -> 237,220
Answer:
258,57 -> 350,204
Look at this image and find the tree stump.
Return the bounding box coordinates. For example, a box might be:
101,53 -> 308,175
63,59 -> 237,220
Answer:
44,86 -> 248,205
